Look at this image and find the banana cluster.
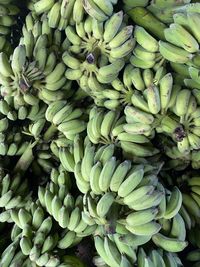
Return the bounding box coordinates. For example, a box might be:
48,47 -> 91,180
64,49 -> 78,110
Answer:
147,0 -> 192,23
45,100 -> 87,140
187,248 -> 200,267
94,235 -> 136,267
0,21 -> 72,105
0,0 -> 18,33
87,106 -> 158,158
0,170 -> 29,224
135,247 -> 183,267
28,0 -> 84,29
130,26 -> 163,70
159,11 -> 200,65
0,238 -> 35,267
175,175 -> 200,225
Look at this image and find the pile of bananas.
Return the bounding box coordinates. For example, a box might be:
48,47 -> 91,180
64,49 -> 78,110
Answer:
1,0 -> 200,266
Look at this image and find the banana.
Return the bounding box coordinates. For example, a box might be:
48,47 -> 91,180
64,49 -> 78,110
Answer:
118,166 -> 144,198
11,45 -> 26,75
129,190 -> 164,211
52,104 -> 73,125
159,73 -> 173,111
68,207 -> 81,231
0,52 -> 13,77
134,45 -> 156,62
121,141 -> 159,157
164,23 -> 198,53
123,185 -> 155,206
93,0 -> 113,16
100,110 -> 118,140
47,2 -> 61,28
146,84 -> 161,114
152,233 -> 188,252
104,236 -> 121,267
83,0 -> 108,22
131,67 -> 145,91
164,186 -> 182,219
58,119 -> 86,136
187,12 -> 200,43
97,60 -> 124,83
134,26 -> 159,52
18,208 -> 31,228
175,89 -> 191,117
90,161 -> 103,195
34,0 -> 55,14
110,160 -> 131,192
62,51 -> 80,69
59,147 -> 75,172
170,213 -> 186,241
20,236 -> 32,256
123,122 -> 151,135
45,100 -> 66,122
126,208 -> 158,227
57,230 -> 76,249
45,62 -> 66,84
109,26 -> 133,49
159,41 -> 193,64
32,206 -> 45,229
81,143 -> 95,182
126,221 -> 161,236
188,133 -> 200,150
182,193 -> 200,218
94,235 -> 113,266
130,55 -> 155,69
0,190 -> 13,207
103,11 -> 123,43
73,0 -> 84,23
96,192 -> 115,218
131,92 -> 150,112
99,157 -> 117,192
110,39 -> 135,59
125,106 -> 154,125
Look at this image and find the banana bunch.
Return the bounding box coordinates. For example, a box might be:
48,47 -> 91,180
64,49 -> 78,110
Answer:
45,100 -> 87,140
87,106 -> 158,158
0,171 -> 30,224
94,235 -> 134,267
0,1 -> 19,36
10,202 -> 64,266
130,26 -> 164,70
175,175 -> 200,223
159,11 -> 200,65
147,0 -> 191,23
187,249 -> 200,267
65,12 -> 134,61
163,142 -> 199,170
0,128 -> 29,156
22,12 -> 70,55
87,106 -> 124,144
0,97 -> 48,122
0,31 -> 70,105
0,238 -> 37,267
135,247 -> 183,267
28,0 -> 85,29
